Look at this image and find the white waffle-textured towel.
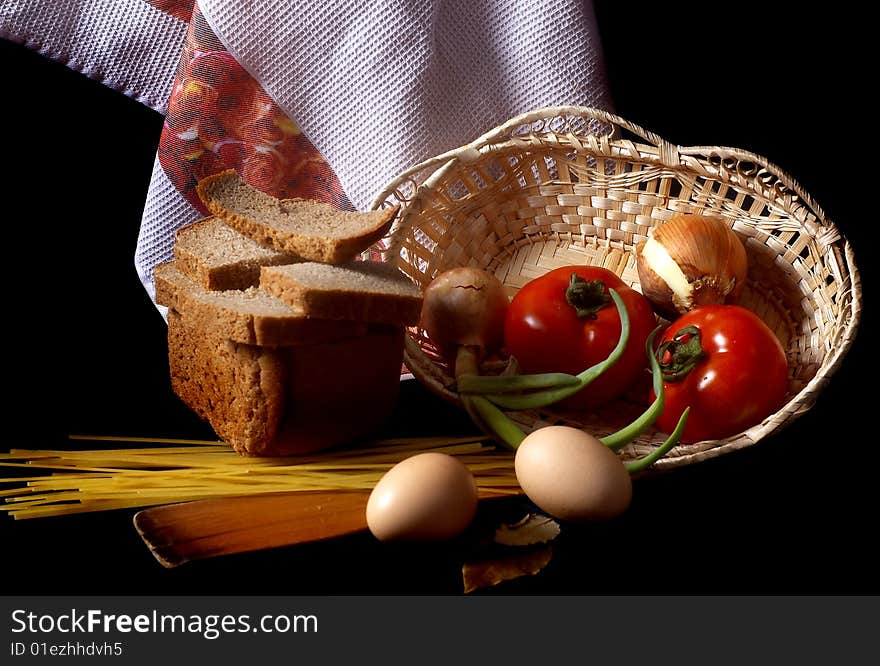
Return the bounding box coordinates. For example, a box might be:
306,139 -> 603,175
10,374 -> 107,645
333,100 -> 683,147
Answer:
199,0 -> 612,210
0,0 -> 188,113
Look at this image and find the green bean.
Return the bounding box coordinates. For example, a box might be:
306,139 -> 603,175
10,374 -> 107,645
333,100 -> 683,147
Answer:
600,325 -> 665,451
457,372 -> 581,394
481,289 -> 630,410
624,408 -> 689,474
461,395 -> 526,451
453,284 -> 687,474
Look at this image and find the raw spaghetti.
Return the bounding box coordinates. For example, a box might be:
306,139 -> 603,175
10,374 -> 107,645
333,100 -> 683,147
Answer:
0,435 -> 520,519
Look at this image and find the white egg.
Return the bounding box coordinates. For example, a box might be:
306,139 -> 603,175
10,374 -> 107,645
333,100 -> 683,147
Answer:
366,453 -> 478,542
515,426 -> 632,522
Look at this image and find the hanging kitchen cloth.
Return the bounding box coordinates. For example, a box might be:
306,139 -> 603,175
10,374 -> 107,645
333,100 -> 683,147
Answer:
2,0 -> 613,306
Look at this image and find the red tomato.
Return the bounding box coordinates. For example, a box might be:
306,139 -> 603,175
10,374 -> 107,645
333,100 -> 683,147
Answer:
652,305 -> 789,443
504,266 -> 657,408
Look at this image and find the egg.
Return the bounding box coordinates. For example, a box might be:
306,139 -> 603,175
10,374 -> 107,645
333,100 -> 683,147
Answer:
514,426 -> 632,522
366,452 -> 478,542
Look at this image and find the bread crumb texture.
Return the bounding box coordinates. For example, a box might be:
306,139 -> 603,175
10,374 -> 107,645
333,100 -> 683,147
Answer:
175,216 -> 299,290
155,262 -> 366,346
261,261 -> 423,324
196,169 -> 398,263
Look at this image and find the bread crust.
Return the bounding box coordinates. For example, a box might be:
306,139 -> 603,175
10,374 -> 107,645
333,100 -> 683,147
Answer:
272,325 -> 405,454
167,309 -> 286,455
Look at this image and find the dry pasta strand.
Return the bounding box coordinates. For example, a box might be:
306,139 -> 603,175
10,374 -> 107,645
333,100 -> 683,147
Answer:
1,434 -> 519,519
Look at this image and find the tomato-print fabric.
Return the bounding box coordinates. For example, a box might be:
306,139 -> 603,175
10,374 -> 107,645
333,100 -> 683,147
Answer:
144,0 -> 196,23
158,5 -> 351,214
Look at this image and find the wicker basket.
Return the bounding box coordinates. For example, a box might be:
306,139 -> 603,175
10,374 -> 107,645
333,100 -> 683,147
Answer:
368,107 -> 861,470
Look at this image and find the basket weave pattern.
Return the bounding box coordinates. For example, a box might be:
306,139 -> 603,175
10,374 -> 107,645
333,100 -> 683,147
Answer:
370,107 -> 861,469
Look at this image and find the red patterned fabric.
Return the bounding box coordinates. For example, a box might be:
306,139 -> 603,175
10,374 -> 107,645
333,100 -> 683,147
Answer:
143,0 -> 195,22
156,4 -> 351,215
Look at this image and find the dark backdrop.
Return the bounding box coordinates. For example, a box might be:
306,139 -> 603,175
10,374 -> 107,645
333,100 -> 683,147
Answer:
1,2 -> 875,595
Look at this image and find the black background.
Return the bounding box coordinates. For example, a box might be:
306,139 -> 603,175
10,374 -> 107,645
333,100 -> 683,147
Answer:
1,2 -> 876,595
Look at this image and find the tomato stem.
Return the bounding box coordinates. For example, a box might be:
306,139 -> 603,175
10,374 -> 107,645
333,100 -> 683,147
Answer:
656,325 -> 705,381
481,289 -> 630,410
565,274 -> 612,319
601,326 -> 665,451
624,407 -> 689,474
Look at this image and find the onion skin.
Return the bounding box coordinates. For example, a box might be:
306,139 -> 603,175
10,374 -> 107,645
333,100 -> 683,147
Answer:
636,215 -> 748,320
420,267 -> 509,364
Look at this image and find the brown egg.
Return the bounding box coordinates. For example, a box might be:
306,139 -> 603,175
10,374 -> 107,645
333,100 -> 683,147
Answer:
514,426 -> 632,522
366,453 -> 478,542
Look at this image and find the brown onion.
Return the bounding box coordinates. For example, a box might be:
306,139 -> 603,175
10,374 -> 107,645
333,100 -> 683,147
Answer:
636,214 -> 748,319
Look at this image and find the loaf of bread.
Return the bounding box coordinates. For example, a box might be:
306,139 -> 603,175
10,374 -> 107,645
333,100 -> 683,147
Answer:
197,169 -> 398,264
160,182 -> 421,456
174,216 -> 298,290
168,309 -> 405,455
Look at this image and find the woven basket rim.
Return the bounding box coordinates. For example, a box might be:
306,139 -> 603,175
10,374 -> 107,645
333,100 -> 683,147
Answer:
371,106 -> 862,471
372,106 -> 833,227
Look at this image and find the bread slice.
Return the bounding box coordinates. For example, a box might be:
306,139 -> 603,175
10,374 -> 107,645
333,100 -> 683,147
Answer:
260,260 -> 423,326
175,216 -> 299,290
155,262 -> 366,347
167,309 -> 405,456
196,169 -> 398,263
